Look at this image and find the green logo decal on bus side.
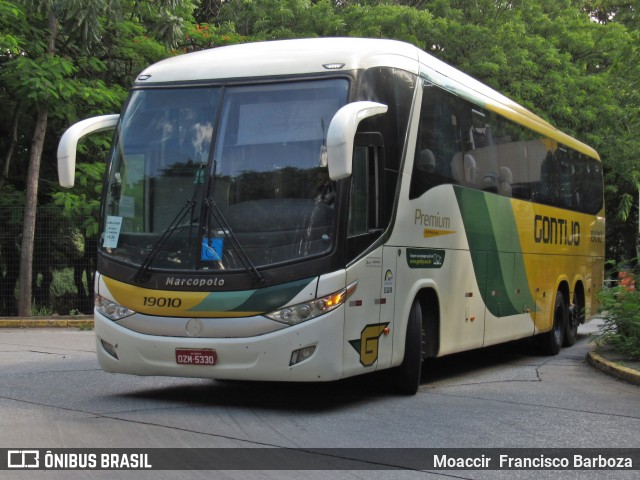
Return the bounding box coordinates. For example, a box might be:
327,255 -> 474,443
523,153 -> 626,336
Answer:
406,248 -> 446,268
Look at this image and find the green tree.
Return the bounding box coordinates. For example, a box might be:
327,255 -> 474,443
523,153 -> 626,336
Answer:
0,0 -> 195,315
2,0 -> 639,313
583,0 -> 640,262
414,0 -> 638,261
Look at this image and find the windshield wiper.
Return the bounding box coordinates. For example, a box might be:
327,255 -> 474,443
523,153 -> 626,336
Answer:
132,199 -> 197,284
132,162 -> 206,284
204,197 -> 264,285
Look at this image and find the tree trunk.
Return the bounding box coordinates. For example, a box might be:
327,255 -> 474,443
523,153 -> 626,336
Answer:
17,106 -> 48,316
17,10 -> 57,317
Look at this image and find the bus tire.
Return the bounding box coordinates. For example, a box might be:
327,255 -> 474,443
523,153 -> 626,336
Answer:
536,290 -> 566,355
564,292 -> 582,347
394,299 -> 424,395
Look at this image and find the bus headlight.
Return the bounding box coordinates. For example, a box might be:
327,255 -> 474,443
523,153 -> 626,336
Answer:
265,282 -> 357,326
95,295 -> 135,321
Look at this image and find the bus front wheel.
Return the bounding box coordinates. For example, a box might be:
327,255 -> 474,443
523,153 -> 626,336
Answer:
394,299 -> 424,395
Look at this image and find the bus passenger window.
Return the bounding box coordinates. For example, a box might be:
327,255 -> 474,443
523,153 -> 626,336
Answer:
409,83 -> 460,199
460,107 -> 499,192
491,116 -> 533,201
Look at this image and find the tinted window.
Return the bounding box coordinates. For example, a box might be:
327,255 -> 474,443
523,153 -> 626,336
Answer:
409,81 -> 603,214
356,67 -> 416,214
410,84 -> 460,199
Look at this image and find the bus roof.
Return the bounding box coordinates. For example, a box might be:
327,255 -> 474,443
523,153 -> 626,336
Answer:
137,37 -> 599,160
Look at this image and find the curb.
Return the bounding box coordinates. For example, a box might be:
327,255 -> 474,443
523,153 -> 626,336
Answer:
0,316 -> 94,329
587,351 -> 640,386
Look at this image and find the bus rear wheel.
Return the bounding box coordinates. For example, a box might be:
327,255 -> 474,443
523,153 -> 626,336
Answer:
394,299 -> 424,395
536,290 -> 566,355
564,292 -> 583,347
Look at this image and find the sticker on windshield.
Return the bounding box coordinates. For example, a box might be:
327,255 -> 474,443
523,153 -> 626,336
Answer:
201,237 -> 224,261
103,216 -> 123,248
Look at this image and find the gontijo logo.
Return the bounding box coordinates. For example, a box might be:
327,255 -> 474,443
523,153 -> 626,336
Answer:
533,215 -> 580,246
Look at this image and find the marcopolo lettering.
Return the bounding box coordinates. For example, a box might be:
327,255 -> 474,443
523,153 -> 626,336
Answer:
534,215 -> 580,246
166,277 -> 225,287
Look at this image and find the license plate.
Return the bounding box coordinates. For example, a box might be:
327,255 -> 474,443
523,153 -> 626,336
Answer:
175,348 -> 217,366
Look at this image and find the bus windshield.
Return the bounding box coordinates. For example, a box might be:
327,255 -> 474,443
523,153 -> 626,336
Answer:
101,79 -> 349,273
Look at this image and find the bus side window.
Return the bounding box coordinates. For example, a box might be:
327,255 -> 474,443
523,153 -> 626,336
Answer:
348,145 -> 373,236
347,134 -> 385,261
409,83 -> 460,199
492,115 -> 533,201
460,106 -> 498,192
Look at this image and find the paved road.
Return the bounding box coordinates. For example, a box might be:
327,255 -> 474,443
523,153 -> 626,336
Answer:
0,321 -> 638,479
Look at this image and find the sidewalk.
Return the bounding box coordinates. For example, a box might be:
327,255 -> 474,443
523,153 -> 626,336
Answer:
578,317 -> 640,386
0,315 -> 638,385
0,315 -> 93,329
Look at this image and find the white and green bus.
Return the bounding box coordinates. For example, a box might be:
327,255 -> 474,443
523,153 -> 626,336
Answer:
58,38 -> 605,394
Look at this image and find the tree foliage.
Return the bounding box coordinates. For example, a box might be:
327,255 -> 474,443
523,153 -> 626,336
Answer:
597,263 -> 640,360
0,0 -> 195,315
1,0 -> 639,314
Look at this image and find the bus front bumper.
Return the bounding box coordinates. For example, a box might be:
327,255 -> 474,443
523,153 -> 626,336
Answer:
94,309 -> 345,382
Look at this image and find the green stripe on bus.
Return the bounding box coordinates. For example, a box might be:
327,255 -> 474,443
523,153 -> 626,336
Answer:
187,277 -> 315,314
454,186 -> 535,317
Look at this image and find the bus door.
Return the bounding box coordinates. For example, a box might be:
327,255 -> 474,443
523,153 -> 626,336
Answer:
343,134 -> 396,376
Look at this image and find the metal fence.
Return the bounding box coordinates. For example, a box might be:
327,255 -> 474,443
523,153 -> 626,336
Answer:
0,206 -> 96,316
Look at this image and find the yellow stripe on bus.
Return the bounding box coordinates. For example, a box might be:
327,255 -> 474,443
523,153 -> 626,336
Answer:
102,277 -> 260,318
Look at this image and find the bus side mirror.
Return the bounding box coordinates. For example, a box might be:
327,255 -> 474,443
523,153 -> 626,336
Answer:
57,114 -> 120,188
326,101 -> 388,180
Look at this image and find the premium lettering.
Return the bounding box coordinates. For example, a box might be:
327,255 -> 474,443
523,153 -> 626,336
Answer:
415,209 -> 451,229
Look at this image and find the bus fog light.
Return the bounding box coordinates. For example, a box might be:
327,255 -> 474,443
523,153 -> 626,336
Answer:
290,346 -> 316,366
100,339 -> 119,360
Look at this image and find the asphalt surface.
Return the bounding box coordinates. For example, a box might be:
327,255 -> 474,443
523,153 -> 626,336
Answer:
1,315 -> 638,386
0,317 -> 638,480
